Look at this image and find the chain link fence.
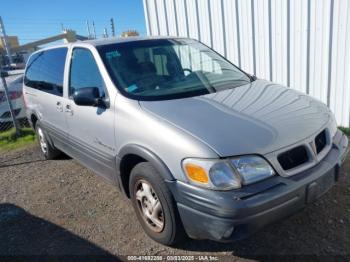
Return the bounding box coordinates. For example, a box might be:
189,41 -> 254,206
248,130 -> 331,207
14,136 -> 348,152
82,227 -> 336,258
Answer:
0,70 -> 30,135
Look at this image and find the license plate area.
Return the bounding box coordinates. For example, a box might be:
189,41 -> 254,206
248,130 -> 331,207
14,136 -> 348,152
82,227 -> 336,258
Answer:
306,168 -> 335,204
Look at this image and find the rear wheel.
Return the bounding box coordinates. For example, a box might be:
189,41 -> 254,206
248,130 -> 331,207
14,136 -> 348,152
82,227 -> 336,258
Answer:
35,122 -> 61,159
129,162 -> 186,245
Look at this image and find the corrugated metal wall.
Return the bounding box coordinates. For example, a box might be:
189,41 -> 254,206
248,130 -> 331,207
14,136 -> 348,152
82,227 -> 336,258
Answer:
143,0 -> 350,127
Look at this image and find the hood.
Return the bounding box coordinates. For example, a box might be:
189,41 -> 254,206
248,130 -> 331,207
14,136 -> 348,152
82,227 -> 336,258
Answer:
140,80 -> 332,157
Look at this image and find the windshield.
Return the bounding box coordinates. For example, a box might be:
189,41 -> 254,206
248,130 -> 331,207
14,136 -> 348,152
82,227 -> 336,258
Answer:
98,38 -> 251,101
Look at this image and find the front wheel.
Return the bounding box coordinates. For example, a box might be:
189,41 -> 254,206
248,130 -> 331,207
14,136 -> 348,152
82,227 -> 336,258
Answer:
129,162 -> 186,245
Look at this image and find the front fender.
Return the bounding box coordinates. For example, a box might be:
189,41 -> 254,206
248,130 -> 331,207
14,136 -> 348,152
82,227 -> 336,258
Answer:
117,144 -> 175,180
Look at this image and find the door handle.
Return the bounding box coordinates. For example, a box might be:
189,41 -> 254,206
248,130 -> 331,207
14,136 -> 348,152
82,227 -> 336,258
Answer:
56,101 -> 63,112
65,104 -> 73,115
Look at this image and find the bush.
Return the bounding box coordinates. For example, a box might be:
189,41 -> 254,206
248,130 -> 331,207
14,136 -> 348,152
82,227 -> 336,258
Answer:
339,127 -> 350,136
0,128 -> 36,152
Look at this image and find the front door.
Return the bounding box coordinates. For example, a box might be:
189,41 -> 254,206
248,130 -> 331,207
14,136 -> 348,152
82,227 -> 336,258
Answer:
65,47 -> 116,181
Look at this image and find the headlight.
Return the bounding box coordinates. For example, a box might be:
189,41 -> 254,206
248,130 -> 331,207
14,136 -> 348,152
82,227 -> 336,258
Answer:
182,158 -> 241,190
231,156 -> 275,185
182,156 -> 275,190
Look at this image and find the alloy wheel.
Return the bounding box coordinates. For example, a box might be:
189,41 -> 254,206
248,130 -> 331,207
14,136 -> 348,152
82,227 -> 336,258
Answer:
134,179 -> 165,233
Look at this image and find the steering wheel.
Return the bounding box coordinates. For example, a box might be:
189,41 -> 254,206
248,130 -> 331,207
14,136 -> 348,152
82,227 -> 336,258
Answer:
183,68 -> 192,75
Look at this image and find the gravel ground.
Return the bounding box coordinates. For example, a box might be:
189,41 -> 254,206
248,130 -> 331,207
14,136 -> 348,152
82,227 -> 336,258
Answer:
0,144 -> 350,260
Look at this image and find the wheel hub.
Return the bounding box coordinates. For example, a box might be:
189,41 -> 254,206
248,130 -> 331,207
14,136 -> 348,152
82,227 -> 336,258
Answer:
135,180 -> 164,233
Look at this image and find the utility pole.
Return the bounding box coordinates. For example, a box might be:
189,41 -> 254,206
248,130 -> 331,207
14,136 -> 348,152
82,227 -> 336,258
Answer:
92,21 -> 97,39
103,28 -> 109,38
0,16 -> 13,65
86,20 -> 91,39
110,18 -> 115,37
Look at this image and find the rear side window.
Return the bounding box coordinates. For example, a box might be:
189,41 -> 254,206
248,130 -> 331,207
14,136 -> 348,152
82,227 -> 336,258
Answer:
24,48 -> 67,96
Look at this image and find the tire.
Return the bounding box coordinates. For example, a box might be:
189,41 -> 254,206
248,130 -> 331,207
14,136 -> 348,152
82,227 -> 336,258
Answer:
129,162 -> 186,246
35,122 -> 61,160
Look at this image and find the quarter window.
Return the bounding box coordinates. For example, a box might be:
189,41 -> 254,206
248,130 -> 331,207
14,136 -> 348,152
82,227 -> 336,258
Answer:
69,48 -> 105,97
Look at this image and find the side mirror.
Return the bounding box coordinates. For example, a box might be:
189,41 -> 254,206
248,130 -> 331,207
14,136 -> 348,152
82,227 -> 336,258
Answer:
73,87 -> 105,107
250,75 -> 258,81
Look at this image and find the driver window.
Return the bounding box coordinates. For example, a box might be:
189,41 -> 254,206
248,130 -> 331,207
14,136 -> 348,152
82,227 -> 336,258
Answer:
69,48 -> 105,97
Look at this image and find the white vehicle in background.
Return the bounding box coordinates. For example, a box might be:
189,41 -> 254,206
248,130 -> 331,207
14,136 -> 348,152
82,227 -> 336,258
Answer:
0,75 -> 26,128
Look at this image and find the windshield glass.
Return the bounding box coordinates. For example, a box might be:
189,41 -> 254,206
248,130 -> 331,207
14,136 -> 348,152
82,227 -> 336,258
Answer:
98,38 -> 251,100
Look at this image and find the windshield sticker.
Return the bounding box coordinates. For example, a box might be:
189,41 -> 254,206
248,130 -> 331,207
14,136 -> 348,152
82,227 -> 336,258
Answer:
106,51 -> 121,59
127,84 -> 138,93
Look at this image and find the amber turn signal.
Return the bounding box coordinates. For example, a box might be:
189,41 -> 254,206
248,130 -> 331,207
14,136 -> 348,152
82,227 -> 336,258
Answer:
184,163 -> 209,184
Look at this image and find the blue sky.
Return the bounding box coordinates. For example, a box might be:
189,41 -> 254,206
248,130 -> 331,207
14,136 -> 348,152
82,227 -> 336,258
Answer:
1,0 -> 146,44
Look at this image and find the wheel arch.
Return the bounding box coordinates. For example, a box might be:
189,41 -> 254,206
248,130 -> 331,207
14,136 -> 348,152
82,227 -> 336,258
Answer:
116,144 -> 175,198
30,113 -> 39,129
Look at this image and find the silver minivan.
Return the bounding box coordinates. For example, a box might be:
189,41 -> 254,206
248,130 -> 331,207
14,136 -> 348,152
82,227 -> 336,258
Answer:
23,37 -> 349,245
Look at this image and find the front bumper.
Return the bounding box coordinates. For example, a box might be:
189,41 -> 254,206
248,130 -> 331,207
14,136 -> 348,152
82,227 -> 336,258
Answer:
167,130 -> 349,242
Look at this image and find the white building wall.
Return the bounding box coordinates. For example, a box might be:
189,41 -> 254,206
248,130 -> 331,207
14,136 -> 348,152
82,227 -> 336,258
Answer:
143,0 -> 350,127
